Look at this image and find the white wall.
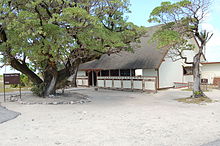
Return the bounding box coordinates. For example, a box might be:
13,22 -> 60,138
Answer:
201,64 -> 220,84
183,75 -> 193,83
143,69 -> 157,76
77,71 -> 86,77
159,57 -> 183,88
135,69 -> 143,76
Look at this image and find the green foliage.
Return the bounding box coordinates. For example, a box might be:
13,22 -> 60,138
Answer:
148,0 -> 192,24
148,0 -> 208,51
31,83 -> 46,97
0,0 -> 145,96
0,0 -> 145,72
194,91 -> 202,95
20,74 -> 32,87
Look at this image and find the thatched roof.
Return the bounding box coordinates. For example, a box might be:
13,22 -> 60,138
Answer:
79,25 -> 168,70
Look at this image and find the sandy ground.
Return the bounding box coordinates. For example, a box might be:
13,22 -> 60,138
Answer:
0,88 -> 220,146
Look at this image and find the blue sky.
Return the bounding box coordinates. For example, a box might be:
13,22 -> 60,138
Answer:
128,0 -> 220,62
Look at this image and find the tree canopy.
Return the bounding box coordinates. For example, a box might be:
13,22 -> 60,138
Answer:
0,0 -> 145,96
148,0 -> 213,98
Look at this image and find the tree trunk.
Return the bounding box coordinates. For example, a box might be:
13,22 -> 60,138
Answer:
44,74 -> 58,96
43,59 -> 81,96
68,66 -> 79,87
10,57 -> 43,84
192,52 -> 206,98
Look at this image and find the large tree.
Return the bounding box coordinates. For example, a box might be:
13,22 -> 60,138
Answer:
0,0 -> 145,96
148,0 -> 213,98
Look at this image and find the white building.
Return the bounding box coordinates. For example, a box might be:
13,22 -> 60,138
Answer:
76,26 -> 204,92
201,62 -> 220,85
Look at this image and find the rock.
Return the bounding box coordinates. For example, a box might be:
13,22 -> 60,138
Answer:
55,141 -> 61,145
70,101 -> 75,104
79,100 -> 85,104
49,95 -> 55,98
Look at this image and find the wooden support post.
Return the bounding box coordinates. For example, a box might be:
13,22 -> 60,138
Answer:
95,71 -> 99,87
92,71 -> 94,86
112,78 -> 114,88
121,79 -> 123,90
142,79 -> 145,91
131,79 -> 134,91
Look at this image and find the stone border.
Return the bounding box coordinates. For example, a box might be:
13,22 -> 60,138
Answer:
17,99 -> 91,105
7,93 -> 91,105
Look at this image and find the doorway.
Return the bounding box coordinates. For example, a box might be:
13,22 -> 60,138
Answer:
88,71 -> 97,86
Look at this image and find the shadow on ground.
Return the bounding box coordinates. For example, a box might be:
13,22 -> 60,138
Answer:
0,106 -> 20,124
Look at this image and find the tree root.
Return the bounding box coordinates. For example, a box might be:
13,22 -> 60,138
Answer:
191,90 -> 208,98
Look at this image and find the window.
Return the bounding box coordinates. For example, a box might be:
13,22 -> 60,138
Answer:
110,70 -> 119,76
183,66 -> 193,75
120,69 -> 133,76
101,70 -> 109,76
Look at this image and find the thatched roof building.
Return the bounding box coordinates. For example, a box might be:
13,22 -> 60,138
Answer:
79,25 -> 167,70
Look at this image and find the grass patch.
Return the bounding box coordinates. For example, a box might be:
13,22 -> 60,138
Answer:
0,87 -> 31,93
176,97 -> 214,104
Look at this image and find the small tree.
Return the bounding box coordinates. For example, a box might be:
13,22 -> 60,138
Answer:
0,0 -> 145,96
148,0 -> 213,98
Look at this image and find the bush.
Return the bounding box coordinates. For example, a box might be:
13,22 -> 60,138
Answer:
31,83 -> 46,97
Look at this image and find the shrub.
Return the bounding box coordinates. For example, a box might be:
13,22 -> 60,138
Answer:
31,83 -> 46,97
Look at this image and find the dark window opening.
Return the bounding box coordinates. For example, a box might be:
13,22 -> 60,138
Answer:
110,70 -> 119,76
120,69 -> 131,76
101,70 -> 110,76
88,71 -> 97,86
183,66 -> 193,75
97,71 -> 101,76
131,70 -> 135,76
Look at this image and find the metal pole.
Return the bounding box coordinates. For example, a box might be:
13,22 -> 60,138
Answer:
19,84 -> 21,100
3,84 -> 5,102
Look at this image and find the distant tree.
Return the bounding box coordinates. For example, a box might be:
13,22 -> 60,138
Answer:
148,0 -> 213,98
0,0 -> 145,96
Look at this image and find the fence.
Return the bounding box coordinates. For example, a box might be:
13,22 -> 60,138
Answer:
97,76 -> 157,93
174,82 -> 188,88
76,77 -> 88,86
187,82 -> 216,91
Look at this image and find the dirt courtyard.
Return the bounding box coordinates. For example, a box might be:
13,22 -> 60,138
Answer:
1,88 -> 220,146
